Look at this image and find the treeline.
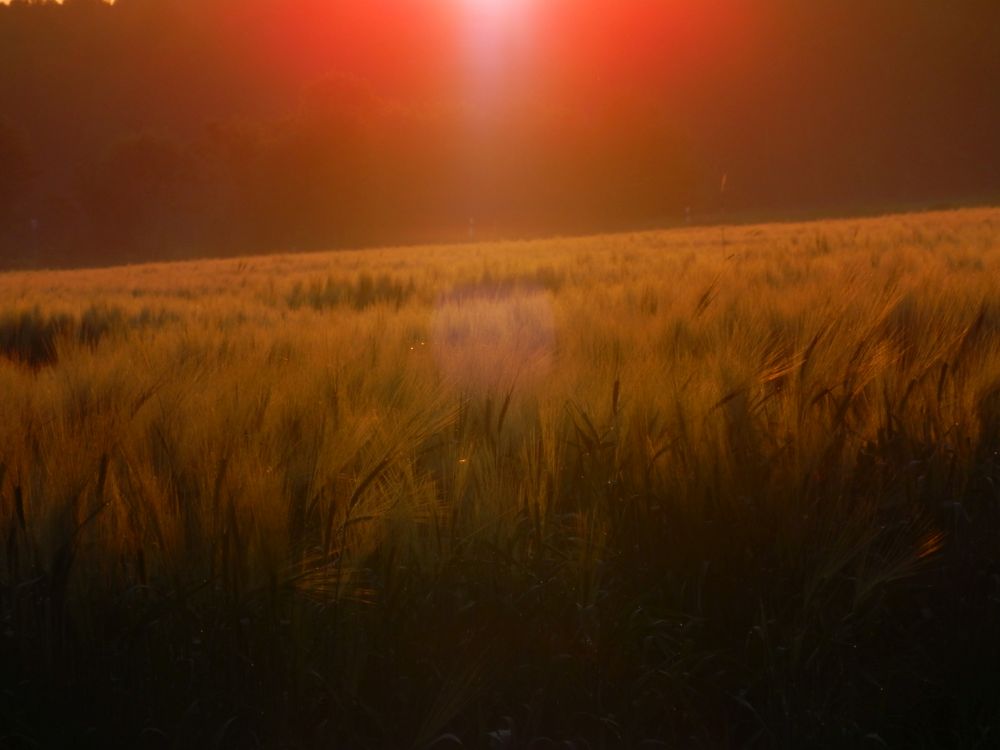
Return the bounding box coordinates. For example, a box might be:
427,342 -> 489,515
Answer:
1,0 -> 998,267
0,86 -> 695,266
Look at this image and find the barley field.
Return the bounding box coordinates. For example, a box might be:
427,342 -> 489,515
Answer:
3,207 -> 1000,747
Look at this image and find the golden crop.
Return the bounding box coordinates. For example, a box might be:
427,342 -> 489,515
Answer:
2,207 -> 999,745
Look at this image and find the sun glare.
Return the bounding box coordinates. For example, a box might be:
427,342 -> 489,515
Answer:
459,0 -> 536,104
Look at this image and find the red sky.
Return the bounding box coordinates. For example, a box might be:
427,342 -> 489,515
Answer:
0,0 -> 997,262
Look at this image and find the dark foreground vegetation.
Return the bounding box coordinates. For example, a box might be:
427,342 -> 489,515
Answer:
3,210 -> 1000,747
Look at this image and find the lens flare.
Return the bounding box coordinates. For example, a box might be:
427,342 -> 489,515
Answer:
430,283 -> 556,393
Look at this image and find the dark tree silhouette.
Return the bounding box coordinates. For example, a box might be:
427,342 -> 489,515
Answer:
0,119 -> 32,222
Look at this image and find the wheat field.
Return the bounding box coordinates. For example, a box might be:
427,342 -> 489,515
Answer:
3,207 -> 1000,747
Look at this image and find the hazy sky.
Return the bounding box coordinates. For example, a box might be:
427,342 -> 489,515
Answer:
1,0 -> 997,261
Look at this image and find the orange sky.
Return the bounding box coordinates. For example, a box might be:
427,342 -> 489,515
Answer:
1,0 -> 997,259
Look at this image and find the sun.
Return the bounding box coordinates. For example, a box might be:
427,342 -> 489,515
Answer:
459,0 -> 530,20
458,0 -> 536,93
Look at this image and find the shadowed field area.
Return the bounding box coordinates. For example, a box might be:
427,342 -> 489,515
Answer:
3,207 -> 1000,747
